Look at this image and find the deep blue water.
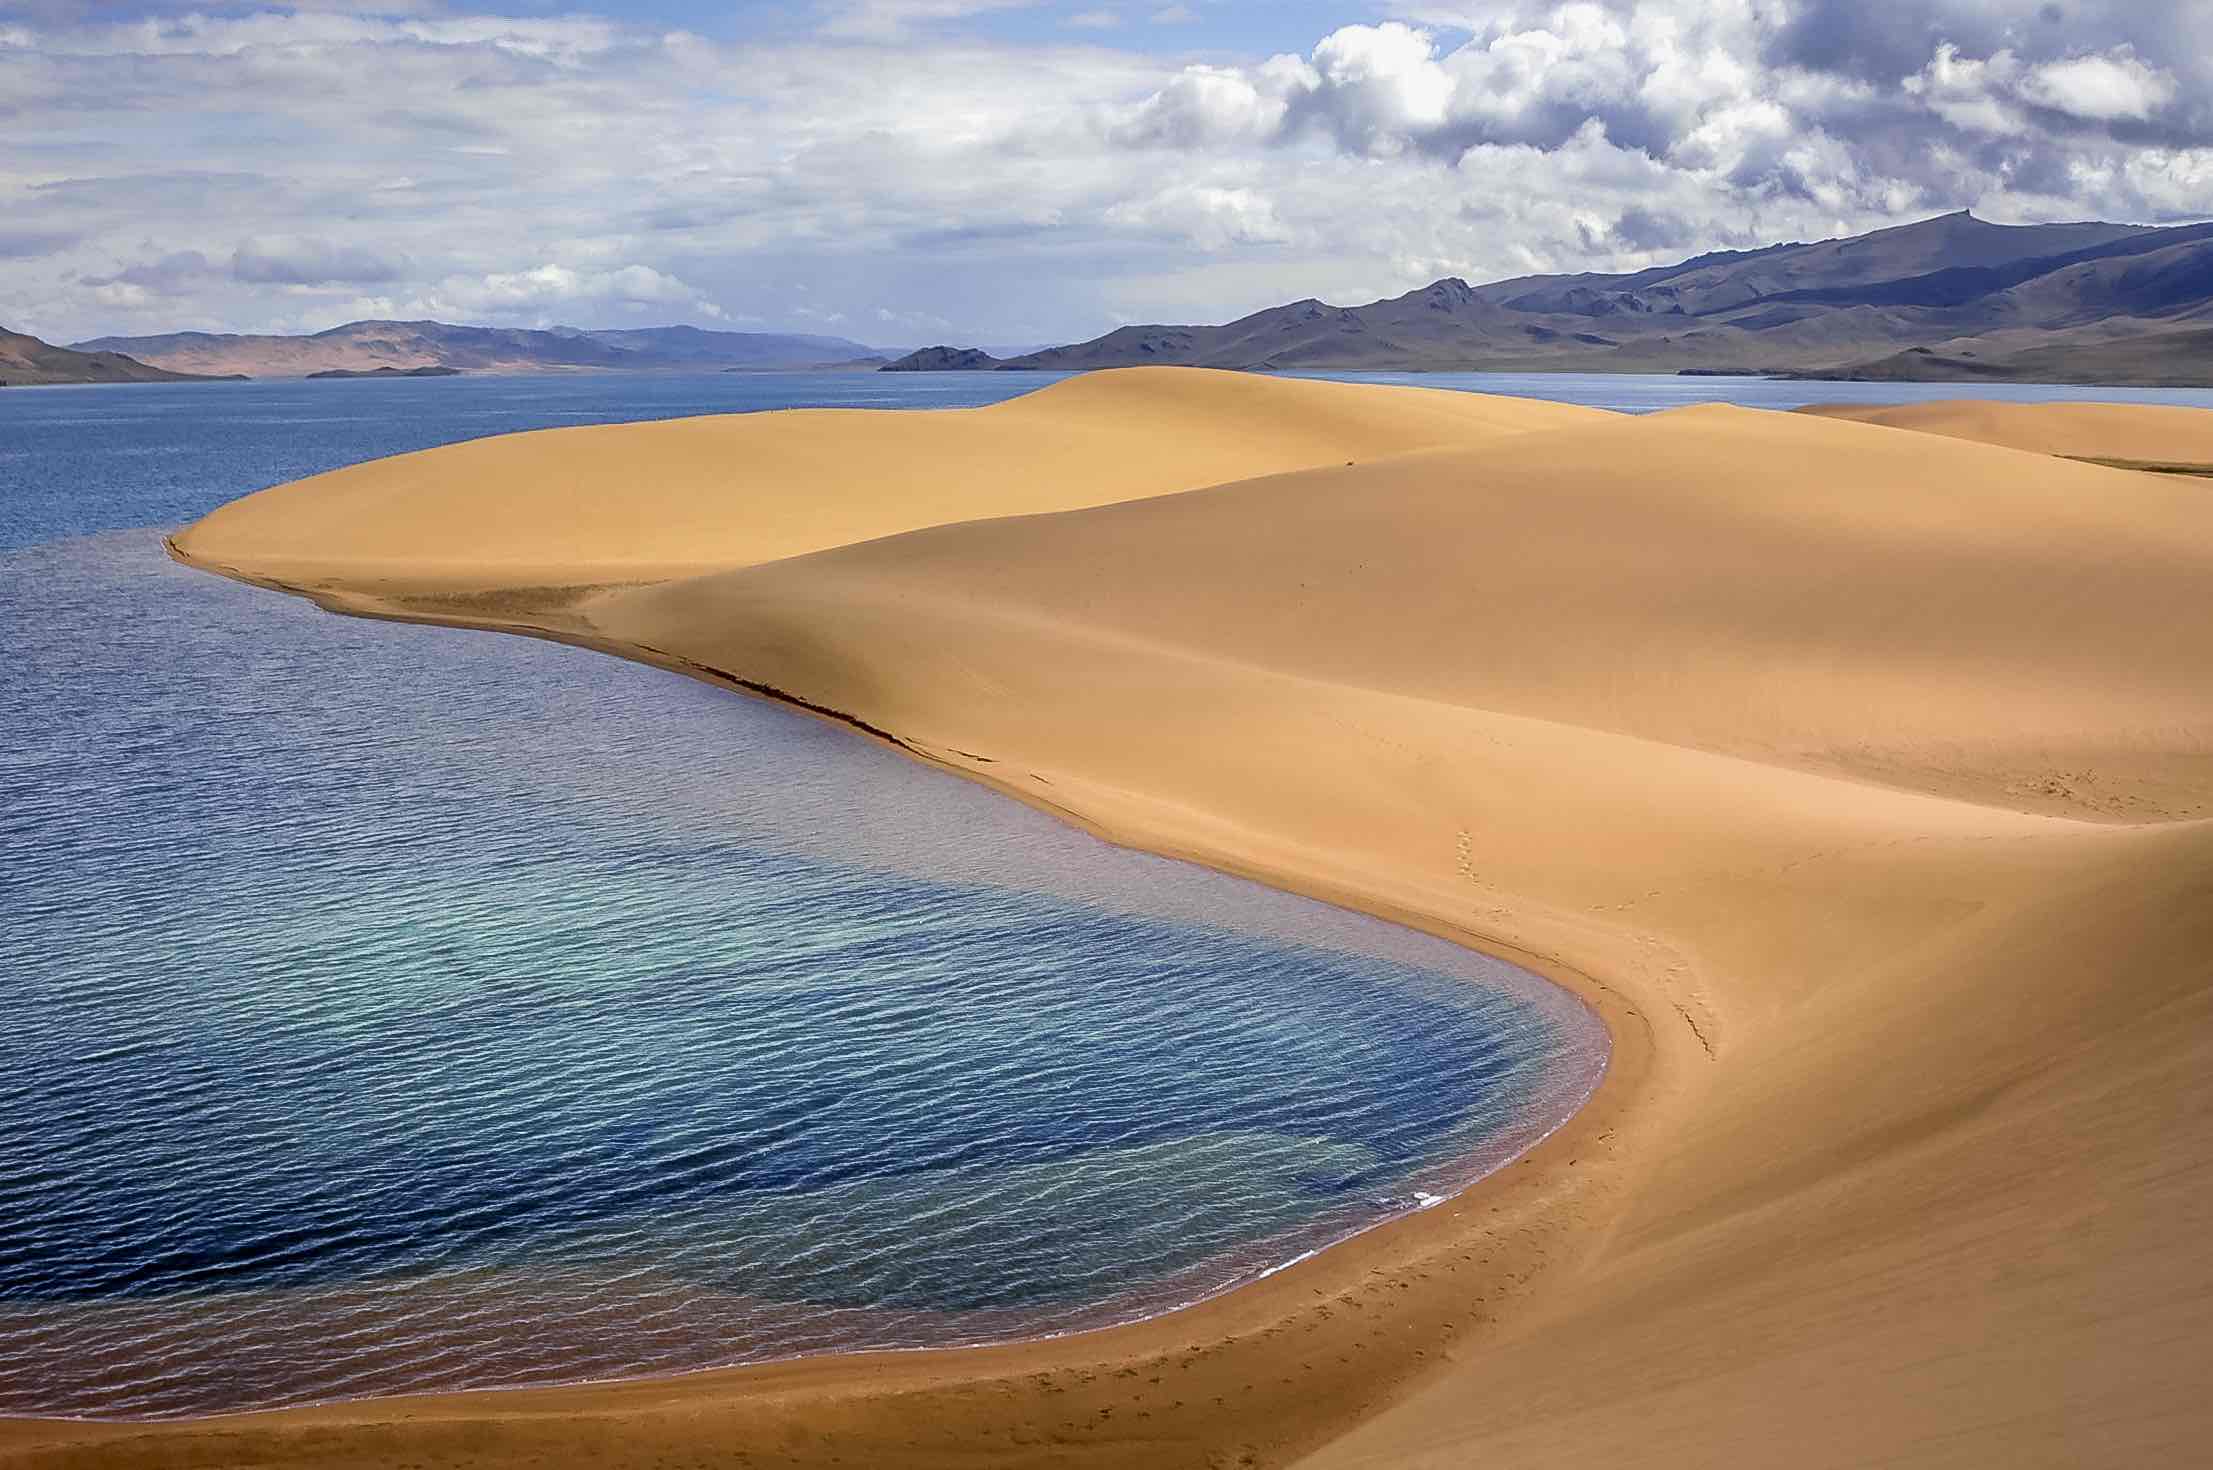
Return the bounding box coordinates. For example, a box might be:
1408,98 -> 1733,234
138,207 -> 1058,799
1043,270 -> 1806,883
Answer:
0,372 -> 1612,1420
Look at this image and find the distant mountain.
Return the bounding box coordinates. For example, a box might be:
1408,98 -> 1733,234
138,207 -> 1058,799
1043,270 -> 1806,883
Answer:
890,212 -> 2213,385
71,320 -> 887,379
1,325 -> 236,386
882,346 -> 1005,372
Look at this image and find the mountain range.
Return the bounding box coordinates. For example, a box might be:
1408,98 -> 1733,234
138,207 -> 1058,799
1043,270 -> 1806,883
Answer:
16,210 -> 2212,387
66,321 -> 889,379
884,211 -> 2213,385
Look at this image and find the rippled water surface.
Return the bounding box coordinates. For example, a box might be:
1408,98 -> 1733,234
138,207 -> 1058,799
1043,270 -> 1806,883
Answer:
2,374 -> 1607,1420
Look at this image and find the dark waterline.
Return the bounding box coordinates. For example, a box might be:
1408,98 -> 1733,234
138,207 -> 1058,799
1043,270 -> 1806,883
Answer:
3,371 -> 1616,1420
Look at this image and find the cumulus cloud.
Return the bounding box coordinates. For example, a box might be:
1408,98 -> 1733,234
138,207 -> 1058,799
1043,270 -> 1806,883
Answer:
1105,4 -> 2207,238
1110,62 -> 1300,147
1121,10 -> 2195,167
1905,44 -> 2029,136
1905,44 -> 2181,135
2019,51 -> 2178,122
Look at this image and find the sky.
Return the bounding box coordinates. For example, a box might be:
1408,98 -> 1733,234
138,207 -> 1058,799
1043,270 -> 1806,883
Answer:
4,0 -> 2209,347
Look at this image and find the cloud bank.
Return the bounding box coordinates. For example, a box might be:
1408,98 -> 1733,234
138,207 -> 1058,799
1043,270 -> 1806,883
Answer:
3,0 -> 2206,343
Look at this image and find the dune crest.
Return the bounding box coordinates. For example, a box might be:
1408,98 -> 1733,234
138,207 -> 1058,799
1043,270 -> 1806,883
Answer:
33,370 -> 2211,1470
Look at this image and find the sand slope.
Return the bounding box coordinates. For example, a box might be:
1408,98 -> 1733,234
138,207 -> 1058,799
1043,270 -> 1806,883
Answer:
23,371 -> 2213,1470
1799,397 -> 2213,466
606,405 -> 2212,819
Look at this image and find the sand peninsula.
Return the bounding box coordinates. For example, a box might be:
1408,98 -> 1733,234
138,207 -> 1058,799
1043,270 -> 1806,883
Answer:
12,368 -> 2212,1469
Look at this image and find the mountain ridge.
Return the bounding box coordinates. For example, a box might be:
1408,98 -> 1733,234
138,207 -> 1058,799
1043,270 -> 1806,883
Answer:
0,326 -> 239,386
70,320 -> 888,379
884,211 -> 2213,385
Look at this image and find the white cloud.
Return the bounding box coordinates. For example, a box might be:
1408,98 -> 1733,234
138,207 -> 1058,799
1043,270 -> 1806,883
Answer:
2020,51 -> 2177,122
1106,183 -> 1288,250
1109,62 -> 1296,147
1904,44 -> 2027,137
1904,43 -> 2180,136
1302,23 -> 1456,156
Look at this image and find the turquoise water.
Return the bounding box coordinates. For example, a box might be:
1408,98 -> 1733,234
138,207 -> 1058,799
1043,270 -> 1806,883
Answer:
0,373 -> 1607,1421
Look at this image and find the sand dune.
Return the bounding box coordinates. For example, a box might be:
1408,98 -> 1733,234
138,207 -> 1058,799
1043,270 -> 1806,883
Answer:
1799,397 -> 2213,466
19,369 -> 2212,1470
605,404 -> 2212,819
171,367 -> 1604,587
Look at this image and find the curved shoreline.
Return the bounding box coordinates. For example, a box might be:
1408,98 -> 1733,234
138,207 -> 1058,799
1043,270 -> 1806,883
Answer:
8,549 -> 1637,1443
0,551 -> 1651,1470
3,580 -> 1615,1419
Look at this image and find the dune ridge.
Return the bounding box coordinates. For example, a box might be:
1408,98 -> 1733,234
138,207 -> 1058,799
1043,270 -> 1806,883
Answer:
17,368 -> 2212,1470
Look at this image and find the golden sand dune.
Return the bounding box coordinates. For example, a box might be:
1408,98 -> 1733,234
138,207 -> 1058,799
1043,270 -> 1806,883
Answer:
605,404 -> 2212,818
171,367 -> 1605,586
1800,397 -> 2213,468
21,370 -> 2212,1470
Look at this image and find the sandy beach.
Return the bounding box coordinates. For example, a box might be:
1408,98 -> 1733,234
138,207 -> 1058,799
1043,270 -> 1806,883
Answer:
10,368 -> 2211,1469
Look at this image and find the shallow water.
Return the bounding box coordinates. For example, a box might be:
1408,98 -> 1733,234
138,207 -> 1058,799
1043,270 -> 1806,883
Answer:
2,372 -> 1608,1420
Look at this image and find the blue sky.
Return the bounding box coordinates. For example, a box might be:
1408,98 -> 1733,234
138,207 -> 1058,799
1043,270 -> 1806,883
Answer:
4,1 -> 2207,345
